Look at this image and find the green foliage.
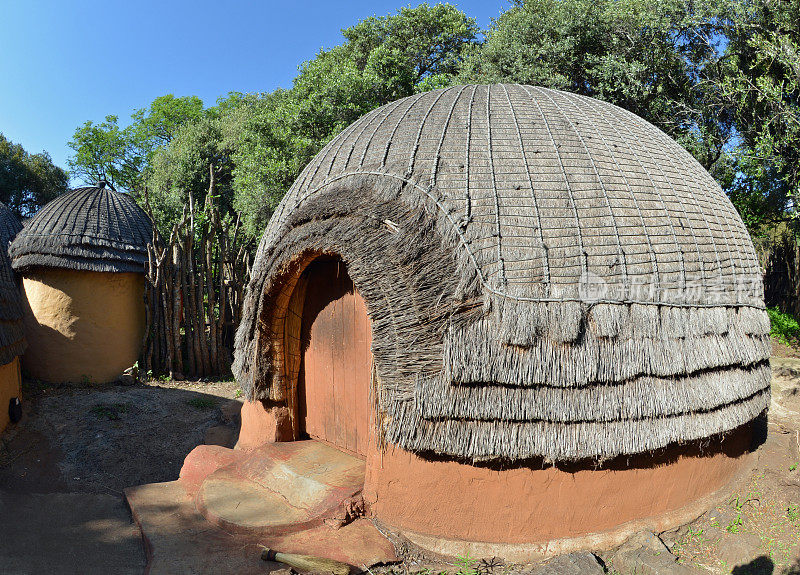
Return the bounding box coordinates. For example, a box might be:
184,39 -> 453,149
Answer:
130,95 -> 204,157
0,133 -> 69,217
454,554 -> 477,575
68,115 -> 138,191
186,397 -> 217,410
290,2 -> 477,135
726,514 -> 743,533
68,95 -> 206,195
459,0 -> 734,171
767,307 -> 800,346
717,0 -> 800,214
91,403 -> 130,420
144,115 -> 231,232
222,90 -> 315,237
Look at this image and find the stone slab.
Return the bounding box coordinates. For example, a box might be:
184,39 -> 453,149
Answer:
530,552 -> 605,575
187,440 -> 366,535
179,444 -> 239,499
125,480 -> 398,575
198,474 -> 313,533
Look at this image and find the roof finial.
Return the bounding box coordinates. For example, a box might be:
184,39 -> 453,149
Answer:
96,179 -> 116,191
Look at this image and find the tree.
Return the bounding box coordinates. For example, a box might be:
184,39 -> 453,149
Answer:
291,3 -> 478,139
67,115 -> 135,191
0,133 -> 69,218
144,115 -> 234,234
459,0 -> 734,173
222,90 -> 314,238
717,0 -> 800,220
227,3 -> 479,236
67,95 -> 205,194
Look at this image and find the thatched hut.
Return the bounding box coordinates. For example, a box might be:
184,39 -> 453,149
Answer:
10,183 -> 152,384
0,202 -> 26,431
233,85 -> 770,557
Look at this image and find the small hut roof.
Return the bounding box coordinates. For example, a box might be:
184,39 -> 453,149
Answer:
9,184 -> 153,274
0,202 -> 26,365
234,85 -> 770,462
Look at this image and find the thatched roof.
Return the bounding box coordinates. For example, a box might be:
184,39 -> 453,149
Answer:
234,84 -> 770,462
9,184 -> 153,274
0,202 -> 26,365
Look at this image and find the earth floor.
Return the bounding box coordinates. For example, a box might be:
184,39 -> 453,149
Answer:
0,358 -> 797,574
0,376 -> 243,574
652,351 -> 800,575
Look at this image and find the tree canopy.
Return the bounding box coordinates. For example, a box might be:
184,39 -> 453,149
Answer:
67,3 -> 479,238
717,0 -> 800,234
459,0 -> 737,173
64,0 -> 799,252
0,133 -> 69,218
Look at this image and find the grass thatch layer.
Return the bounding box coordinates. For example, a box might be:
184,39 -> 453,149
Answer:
234,173 -> 770,461
234,85 -> 771,462
0,201 -> 26,365
0,284 -> 26,366
10,187 -> 152,274
234,175 -> 461,405
386,388 -> 768,461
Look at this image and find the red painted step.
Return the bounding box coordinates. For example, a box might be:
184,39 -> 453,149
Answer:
180,440 -> 366,536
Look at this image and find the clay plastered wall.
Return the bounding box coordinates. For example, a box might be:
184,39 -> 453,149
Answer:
21,269 -> 145,384
363,426 -> 752,545
0,357 -> 21,432
237,397 -> 753,551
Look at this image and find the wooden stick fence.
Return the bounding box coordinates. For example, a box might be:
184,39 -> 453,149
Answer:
140,167 -> 252,379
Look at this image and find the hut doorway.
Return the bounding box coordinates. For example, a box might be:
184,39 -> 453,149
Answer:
295,257 -> 372,457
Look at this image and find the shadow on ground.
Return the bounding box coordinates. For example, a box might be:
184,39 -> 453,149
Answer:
732,556 -> 800,574
0,378 -> 241,575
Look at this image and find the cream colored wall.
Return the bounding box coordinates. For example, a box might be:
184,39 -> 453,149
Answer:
21,269 -> 145,384
0,357 -> 21,432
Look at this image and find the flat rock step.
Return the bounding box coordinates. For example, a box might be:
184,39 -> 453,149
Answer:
183,440 -> 366,536
125,480 -> 397,575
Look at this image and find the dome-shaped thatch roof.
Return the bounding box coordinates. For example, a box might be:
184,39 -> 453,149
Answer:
234,85 -> 770,462
9,184 -> 153,274
0,201 -> 26,365
0,203 -> 23,248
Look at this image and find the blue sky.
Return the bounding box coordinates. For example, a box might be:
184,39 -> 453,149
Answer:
0,0 -> 506,177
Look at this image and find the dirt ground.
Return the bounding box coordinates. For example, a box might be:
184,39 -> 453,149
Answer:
0,358 -> 798,574
0,376 -> 243,575
0,377 -> 242,494
656,352 -> 800,575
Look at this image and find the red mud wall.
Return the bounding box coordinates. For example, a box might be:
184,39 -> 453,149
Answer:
237,400 -> 293,450
239,398 -> 753,545
362,426 -> 753,544
0,357 -> 21,433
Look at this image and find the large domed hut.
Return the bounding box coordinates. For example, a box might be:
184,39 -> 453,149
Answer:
232,85 -> 770,558
0,202 -> 26,431
10,183 -> 153,384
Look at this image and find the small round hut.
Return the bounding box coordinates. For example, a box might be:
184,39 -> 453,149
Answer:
0,202 -> 26,431
233,85 -> 770,557
10,183 -> 152,384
